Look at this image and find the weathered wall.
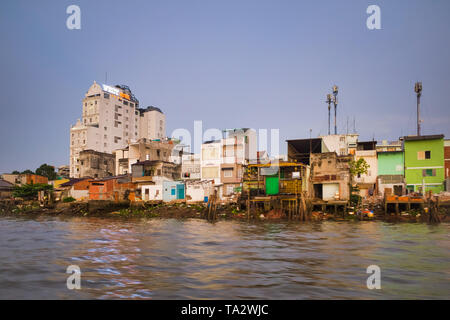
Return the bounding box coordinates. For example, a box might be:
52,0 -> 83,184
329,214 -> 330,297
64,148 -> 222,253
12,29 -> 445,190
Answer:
79,150 -> 115,178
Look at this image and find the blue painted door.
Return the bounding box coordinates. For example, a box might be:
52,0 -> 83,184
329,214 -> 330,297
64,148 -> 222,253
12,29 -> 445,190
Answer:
176,184 -> 185,199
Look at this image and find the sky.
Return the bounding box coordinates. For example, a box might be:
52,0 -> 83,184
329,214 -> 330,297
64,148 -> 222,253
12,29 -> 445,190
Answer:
0,0 -> 449,173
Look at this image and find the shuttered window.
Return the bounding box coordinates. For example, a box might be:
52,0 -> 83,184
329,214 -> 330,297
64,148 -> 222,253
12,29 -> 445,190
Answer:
422,169 -> 436,177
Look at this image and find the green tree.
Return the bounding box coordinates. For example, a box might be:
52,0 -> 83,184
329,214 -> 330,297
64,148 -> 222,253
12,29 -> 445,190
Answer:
12,183 -> 53,200
21,169 -> 34,174
349,158 -> 370,208
11,170 -> 20,174
35,164 -> 57,180
349,158 -> 370,178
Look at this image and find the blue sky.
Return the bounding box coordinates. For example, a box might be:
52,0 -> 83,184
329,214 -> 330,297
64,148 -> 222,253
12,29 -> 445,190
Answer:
1,0 -> 449,173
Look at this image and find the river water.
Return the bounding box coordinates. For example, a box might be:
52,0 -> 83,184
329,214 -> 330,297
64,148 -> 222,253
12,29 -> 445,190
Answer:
0,215 -> 448,299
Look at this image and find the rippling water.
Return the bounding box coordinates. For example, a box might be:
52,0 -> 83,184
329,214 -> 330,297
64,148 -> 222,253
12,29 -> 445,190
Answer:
0,215 -> 449,299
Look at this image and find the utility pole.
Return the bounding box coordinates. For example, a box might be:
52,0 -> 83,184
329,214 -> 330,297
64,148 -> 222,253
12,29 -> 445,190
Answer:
332,85 -> 339,135
326,94 -> 332,135
415,82 -> 422,136
309,129 -> 312,154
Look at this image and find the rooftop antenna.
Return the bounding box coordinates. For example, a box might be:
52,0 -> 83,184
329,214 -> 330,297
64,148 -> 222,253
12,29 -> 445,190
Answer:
105,72 -> 108,84
353,117 -> 356,133
326,94 -> 332,135
346,116 -> 349,135
414,82 -> 422,136
332,85 -> 339,135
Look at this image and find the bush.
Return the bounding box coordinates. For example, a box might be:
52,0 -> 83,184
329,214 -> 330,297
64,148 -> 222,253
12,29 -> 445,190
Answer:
12,183 -> 53,200
350,194 -> 362,206
63,197 -> 76,203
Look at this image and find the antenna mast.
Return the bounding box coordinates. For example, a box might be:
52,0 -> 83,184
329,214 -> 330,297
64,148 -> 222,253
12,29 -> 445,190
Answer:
415,82 -> 422,136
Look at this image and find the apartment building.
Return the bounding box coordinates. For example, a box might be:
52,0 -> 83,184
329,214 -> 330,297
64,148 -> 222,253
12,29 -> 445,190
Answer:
181,153 -> 201,180
201,140 -> 222,185
70,81 -> 166,177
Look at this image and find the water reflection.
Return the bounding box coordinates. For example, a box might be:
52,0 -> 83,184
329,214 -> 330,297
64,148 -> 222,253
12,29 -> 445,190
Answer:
0,216 -> 448,299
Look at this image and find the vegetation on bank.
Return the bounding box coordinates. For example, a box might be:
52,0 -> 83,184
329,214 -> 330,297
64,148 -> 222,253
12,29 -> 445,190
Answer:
0,199 -> 448,223
12,183 -> 53,200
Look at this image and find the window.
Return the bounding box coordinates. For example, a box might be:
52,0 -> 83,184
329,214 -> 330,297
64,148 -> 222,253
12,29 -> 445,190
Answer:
104,93 -> 110,99
223,168 -> 233,178
104,126 -> 107,131
423,169 -> 436,177
171,187 -> 176,195
418,151 -> 431,160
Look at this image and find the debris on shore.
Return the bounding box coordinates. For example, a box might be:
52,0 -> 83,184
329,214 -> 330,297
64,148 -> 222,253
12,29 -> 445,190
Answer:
0,199 -> 448,223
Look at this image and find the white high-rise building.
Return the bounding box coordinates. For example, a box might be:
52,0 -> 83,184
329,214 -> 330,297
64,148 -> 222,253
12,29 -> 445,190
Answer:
70,81 -> 166,178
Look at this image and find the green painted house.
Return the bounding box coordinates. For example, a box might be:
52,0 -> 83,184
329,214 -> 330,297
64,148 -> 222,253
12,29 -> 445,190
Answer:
404,135 -> 445,194
378,151 -> 404,176
377,150 -> 405,195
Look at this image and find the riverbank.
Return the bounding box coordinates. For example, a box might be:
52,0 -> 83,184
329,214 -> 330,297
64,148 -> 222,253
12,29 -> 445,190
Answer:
1,199 -> 449,223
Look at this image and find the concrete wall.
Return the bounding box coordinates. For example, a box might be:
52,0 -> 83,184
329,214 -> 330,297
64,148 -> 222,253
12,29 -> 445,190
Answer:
321,134 -> 359,156
141,185 -> 163,201
378,151 -> 404,175
186,182 -> 213,202
70,188 -> 89,201
354,150 -> 378,184
79,150 -> 115,178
